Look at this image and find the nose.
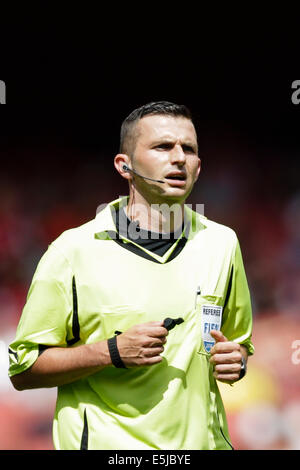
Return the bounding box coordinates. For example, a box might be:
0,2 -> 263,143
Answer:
170,144 -> 186,165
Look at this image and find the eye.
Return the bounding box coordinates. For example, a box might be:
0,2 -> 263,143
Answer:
182,145 -> 196,153
155,143 -> 173,150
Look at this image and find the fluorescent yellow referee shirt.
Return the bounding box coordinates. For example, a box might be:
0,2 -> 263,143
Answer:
9,196 -> 254,450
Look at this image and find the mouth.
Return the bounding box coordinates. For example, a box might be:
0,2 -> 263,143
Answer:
164,172 -> 187,186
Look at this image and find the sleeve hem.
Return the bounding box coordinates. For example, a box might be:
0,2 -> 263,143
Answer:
8,348 -> 39,377
239,341 -> 255,356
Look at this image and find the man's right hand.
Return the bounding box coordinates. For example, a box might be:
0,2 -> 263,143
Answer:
10,321 -> 169,391
116,321 -> 169,367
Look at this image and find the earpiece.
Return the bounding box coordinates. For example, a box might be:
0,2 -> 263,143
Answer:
121,164 -> 165,184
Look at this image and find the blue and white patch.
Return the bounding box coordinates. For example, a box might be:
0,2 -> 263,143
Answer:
201,304 -> 223,353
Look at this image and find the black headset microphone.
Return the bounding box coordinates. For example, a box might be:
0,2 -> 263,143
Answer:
122,164 -> 165,184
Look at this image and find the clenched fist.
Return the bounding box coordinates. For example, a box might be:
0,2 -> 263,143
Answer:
116,321 -> 169,368
209,330 -> 248,384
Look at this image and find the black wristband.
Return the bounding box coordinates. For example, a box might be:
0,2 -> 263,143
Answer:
107,336 -> 127,369
239,356 -> 247,380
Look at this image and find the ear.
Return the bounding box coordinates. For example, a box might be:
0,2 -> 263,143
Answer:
114,154 -> 132,180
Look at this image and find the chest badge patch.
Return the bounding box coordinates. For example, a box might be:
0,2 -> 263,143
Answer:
201,304 -> 223,353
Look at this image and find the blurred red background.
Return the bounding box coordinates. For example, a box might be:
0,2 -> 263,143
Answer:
0,27 -> 299,449
0,127 -> 299,450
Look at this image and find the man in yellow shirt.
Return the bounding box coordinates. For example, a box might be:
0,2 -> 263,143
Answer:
9,101 -> 254,449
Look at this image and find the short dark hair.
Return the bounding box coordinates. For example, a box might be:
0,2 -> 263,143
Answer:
119,101 -> 193,156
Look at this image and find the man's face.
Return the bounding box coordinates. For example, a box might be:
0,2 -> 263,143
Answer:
130,115 -> 201,204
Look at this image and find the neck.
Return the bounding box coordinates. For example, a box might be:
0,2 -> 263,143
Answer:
126,191 -> 185,233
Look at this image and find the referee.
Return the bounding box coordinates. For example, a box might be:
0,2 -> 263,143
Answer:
9,101 -> 254,450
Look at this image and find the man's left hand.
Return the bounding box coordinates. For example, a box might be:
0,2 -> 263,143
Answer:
209,330 -> 246,384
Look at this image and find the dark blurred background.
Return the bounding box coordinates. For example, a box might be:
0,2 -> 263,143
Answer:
0,17 -> 299,449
